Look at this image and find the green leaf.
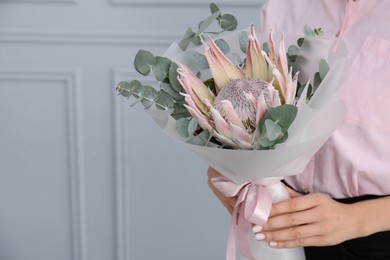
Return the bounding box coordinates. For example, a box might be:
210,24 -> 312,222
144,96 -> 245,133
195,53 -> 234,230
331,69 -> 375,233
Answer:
134,50 -> 156,76
131,81 -> 143,98
210,3 -> 221,16
191,35 -> 202,46
319,58 -> 330,80
186,130 -> 212,146
258,104 -> 298,148
215,38 -> 230,54
169,62 -> 184,92
116,80 -> 137,98
265,104 -> 298,130
185,50 -> 209,73
262,42 -> 270,54
179,27 -> 196,51
288,45 -> 299,57
303,26 -> 315,37
176,118 -> 190,138
314,28 -> 324,37
141,99 -> 153,109
313,72 -> 321,94
297,38 -> 304,47
239,31 -> 250,53
263,119 -> 284,141
155,90 -> 175,110
196,11 -> 221,36
153,56 -> 172,81
218,14 -> 238,31
171,103 -> 191,120
139,85 -> 158,102
203,78 -> 216,94
188,117 -> 199,136
160,82 -> 183,101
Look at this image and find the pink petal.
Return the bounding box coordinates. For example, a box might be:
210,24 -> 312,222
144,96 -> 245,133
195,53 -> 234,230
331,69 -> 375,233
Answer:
229,122 -> 252,144
209,106 -> 232,139
183,104 -> 213,132
267,29 -> 277,64
277,35 -> 289,79
255,92 -> 268,125
205,37 -> 244,92
246,24 -> 268,80
272,66 -> 287,102
213,131 -> 237,148
221,100 -> 245,129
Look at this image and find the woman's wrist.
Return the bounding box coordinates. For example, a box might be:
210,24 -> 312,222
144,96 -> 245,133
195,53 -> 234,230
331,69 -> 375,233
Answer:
349,196 -> 390,238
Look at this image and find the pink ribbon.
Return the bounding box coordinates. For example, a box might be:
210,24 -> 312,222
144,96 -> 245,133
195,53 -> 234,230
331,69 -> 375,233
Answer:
212,175 -> 273,260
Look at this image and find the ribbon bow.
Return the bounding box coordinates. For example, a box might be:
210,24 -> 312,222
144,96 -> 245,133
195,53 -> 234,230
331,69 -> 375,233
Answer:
212,175 -> 273,260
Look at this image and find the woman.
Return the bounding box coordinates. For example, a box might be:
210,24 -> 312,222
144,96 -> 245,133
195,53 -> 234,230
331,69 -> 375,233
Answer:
208,0 -> 390,259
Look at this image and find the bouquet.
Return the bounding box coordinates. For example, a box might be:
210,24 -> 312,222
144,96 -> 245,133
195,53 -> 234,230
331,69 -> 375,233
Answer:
116,3 -> 346,260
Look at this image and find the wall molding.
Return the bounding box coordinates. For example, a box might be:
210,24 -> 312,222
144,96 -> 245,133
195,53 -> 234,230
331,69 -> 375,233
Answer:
110,0 -> 261,7
0,68 -> 88,260
0,30 -> 178,46
111,69 -> 157,260
0,0 -> 78,4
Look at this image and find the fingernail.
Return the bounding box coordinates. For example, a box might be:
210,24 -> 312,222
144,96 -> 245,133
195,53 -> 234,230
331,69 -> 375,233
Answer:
252,225 -> 263,233
269,241 -> 277,247
255,233 -> 265,241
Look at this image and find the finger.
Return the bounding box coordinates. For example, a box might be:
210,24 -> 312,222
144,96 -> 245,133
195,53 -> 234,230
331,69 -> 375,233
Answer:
268,235 -> 325,248
270,193 -> 320,217
264,206 -> 320,230
261,223 -> 324,244
207,167 -> 221,179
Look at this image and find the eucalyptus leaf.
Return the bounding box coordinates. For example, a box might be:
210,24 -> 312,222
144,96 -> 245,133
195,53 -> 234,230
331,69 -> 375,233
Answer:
186,130 -> 212,146
161,82 -> 183,101
264,119 -> 284,141
169,62 -> 184,92
215,38 -> 230,54
179,27 -> 196,51
191,35 -> 202,46
196,11 -> 221,36
262,42 -> 270,54
139,85 -> 158,102
239,31 -> 250,53
210,3 -> 221,16
303,26 -> 315,37
314,28 -> 324,37
258,104 -> 298,133
153,56 -> 172,81
218,14 -> 238,31
131,82 -> 142,98
319,58 -> 330,80
155,90 -> 175,110
141,99 -> 153,109
288,45 -> 300,57
134,50 -> 156,76
116,81 -> 135,97
176,118 -> 190,138
297,38 -> 304,47
185,50 -> 209,73
188,117 -> 199,136
313,72 -> 322,94
171,103 -> 191,120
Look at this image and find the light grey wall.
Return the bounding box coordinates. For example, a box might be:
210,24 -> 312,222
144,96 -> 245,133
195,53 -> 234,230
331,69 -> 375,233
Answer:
0,1 -> 265,260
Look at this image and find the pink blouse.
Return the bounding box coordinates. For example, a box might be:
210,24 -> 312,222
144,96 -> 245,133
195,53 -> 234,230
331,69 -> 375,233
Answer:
259,0 -> 390,198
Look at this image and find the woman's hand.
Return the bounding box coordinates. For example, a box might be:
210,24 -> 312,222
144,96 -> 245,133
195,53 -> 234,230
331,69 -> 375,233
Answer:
207,167 -> 237,215
253,191 -> 363,248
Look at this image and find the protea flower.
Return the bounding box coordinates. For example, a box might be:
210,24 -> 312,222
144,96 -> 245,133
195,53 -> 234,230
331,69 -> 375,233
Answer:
177,25 -> 299,149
